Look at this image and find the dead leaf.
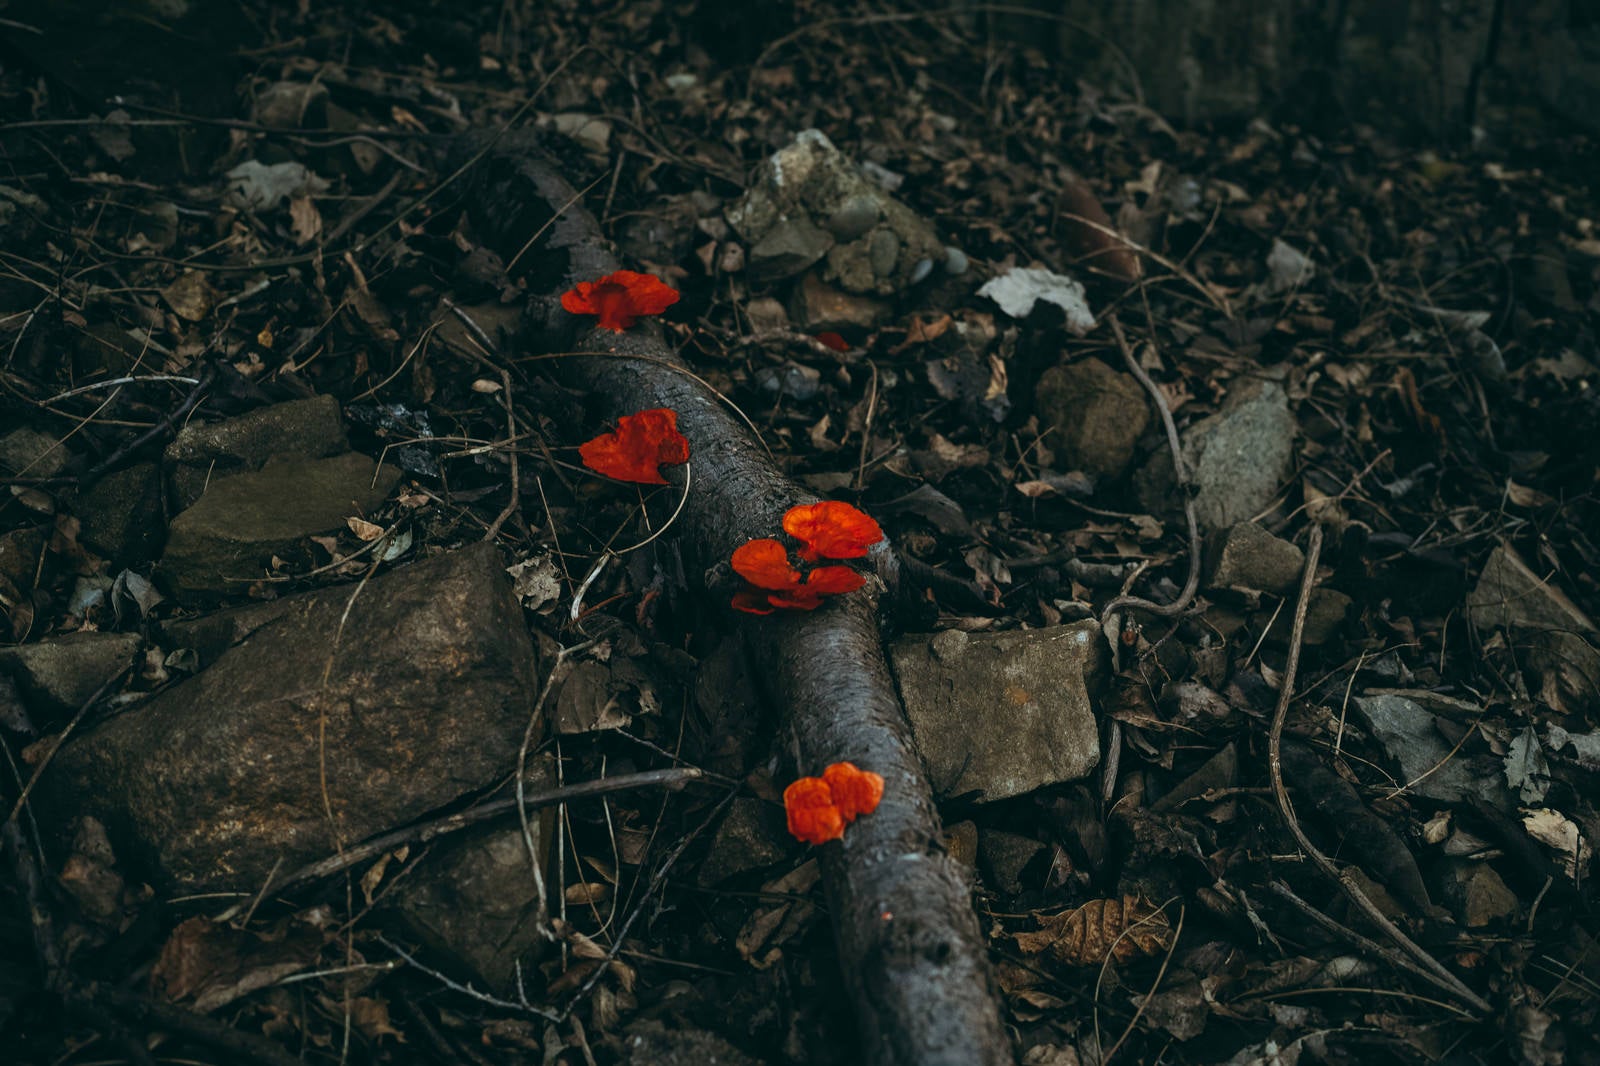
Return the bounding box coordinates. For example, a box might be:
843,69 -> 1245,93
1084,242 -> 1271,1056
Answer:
150,914 -> 325,1012
1013,896 -> 1172,966
347,516 -> 385,541
736,861 -> 819,968
1521,807 -> 1593,880
288,195 -> 322,244
564,882 -> 612,905
348,996 -> 404,1043
1057,176 -> 1140,282
161,272 -> 216,322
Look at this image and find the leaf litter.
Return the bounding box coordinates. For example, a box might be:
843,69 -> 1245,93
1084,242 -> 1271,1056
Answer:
0,1 -> 1596,1064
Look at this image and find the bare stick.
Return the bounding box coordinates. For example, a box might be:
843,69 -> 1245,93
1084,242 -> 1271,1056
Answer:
1267,526 -> 1491,1014
1265,881 -> 1475,1018
266,767 -> 701,895
1099,315 -> 1200,625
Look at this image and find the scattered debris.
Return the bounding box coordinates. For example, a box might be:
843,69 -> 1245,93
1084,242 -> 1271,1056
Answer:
727,129 -> 945,294
979,266 -> 1096,334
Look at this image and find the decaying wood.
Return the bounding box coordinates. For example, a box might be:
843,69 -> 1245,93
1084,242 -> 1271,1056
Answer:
460,135 -> 1012,1066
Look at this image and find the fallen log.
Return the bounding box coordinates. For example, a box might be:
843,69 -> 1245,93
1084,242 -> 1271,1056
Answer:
460,136 -> 1012,1065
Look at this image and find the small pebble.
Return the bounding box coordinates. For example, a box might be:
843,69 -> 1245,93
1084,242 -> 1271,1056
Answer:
943,246 -> 970,276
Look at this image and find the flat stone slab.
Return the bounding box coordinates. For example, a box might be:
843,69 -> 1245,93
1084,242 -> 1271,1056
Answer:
891,620 -> 1107,803
389,821 -> 551,993
159,451 -> 400,597
1352,694 -> 1509,806
50,543 -> 539,893
165,395 -> 351,508
0,631 -> 141,724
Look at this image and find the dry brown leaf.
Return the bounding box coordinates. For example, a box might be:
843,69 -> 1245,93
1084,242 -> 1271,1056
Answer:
1057,176 -> 1141,283
150,914 -> 325,1012
1013,896 -> 1172,966
736,860 -> 819,968
161,271 -> 216,322
346,516 -> 384,541
288,195 -> 322,244
564,881 -> 612,905
348,996 -> 404,1043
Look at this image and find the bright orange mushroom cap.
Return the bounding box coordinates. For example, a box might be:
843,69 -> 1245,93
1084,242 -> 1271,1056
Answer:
823,762 -> 885,823
784,776 -> 845,845
730,538 -> 803,591
578,408 -> 690,485
782,501 -> 885,562
784,762 -> 885,845
561,270 -> 680,332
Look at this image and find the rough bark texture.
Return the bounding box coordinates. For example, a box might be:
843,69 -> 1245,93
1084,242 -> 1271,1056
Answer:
462,135 -> 1011,1066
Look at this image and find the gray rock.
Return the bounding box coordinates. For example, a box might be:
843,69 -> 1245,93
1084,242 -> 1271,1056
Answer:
788,271 -> 890,332
891,620 -> 1107,803
978,830 -> 1045,894
1138,379 -> 1296,530
50,543 -> 539,892
1034,358 -> 1151,479
747,219 -> 833,282
697,798 -> 787,885
727,129 -> 942,295
1434,859 -> 1518,927
1205,521 -> 1304,594
1264,588 -> 1352,646
159,452 -> 400,597
165,395 -> 350,508
825,194 -> 880,241
0,428 -> 68,478
0,631 -> 141,723
75,463 -> 165,564
865,227 -> 901,278
1466,544 -> 1600,712
943,246 -> 970,276
1352,694 -> 1509,806
389,820 -> 551,993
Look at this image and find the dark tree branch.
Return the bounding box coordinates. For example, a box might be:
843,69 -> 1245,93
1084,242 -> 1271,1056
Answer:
459,134 -> 1011,1066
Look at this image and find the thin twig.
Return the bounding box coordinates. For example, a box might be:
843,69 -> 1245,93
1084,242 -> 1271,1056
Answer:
484,366 -> 521,542
1265,881 -> 1476,1019
558,787 -> 738,1020
376,936 -> 561,1022
1099,315 -> 1201,626
517,642 -> 594,939
265,767 -> 701,895
1266,526 -> 1491,1014
42,374 -> 201,404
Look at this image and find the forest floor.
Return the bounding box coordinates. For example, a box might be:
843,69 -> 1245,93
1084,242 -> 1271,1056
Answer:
1,1 -> 1598,1064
